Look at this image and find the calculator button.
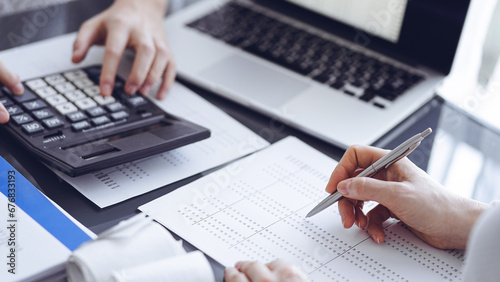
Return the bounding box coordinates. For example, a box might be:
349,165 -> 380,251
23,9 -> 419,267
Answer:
111,111 -> 129,121
42,117 -> 65,129
64,90 -> 86,102
32,108 -> 54,120
22,122 -> 44,135
64,70 -> 87,81
105,102 -> 126,112
6,105 -> 23,116
13,89 -> 37,102
55,102 -> 78,115
4,89 -> 38,103
91,115 -> 111,126
93,95 -> 115,105
45,94 -> 68,106
45,74 -> 66,86
25,79 -> 47,89
74,97 -> 97,110
71,120 -> 91,131
73,78 -> 95,89
86,106 -> 106,117
11,113 -> 33,125
23,99 -> 47,111
54,82 -> 76,93
35,86 -> 58,98
83,86 -> 101,96
67,111 -> 87,123
0,97 -> 14,107
124,96 -> 148,107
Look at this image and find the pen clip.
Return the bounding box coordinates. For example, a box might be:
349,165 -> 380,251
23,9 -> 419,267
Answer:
384,141 -> 420,169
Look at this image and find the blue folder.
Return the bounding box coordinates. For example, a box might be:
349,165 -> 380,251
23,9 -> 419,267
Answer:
0,156 -> 92,251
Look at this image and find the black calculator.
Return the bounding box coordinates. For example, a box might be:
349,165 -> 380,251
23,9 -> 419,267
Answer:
0,65 -> 210,176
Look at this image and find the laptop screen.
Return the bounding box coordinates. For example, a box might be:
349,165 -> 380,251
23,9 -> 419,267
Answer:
286,0 -> 408,43
257,0 -> 471,75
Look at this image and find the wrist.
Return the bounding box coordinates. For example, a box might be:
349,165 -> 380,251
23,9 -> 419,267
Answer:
451,198 -> 489,250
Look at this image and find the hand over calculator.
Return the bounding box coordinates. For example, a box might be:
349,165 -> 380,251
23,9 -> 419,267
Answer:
0,65 -> 210,176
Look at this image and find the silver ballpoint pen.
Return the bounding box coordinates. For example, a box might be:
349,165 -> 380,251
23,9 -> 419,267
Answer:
306,128 -> 432,218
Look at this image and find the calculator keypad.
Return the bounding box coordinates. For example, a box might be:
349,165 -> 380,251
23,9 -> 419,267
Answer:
2,66 -> 151,137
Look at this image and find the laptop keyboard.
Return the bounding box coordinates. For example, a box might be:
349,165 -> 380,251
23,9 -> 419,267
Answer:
187,2 -> 424,108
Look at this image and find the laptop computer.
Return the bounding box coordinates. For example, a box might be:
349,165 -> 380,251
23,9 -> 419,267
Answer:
165,0 -> 470,148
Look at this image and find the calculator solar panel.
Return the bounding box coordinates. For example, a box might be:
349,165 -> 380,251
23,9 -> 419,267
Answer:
0,65 -> 210,176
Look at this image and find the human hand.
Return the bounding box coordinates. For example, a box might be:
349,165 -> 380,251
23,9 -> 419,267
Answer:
72,0 -> 175,100
225,259 -> 308,282
326,145 -> 489,250
0,59 -> 24,123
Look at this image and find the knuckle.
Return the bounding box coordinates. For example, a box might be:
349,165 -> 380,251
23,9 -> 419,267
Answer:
260,277 -> 275,282
352,178 -> 367,194
224,270 -> 240,280
277,267 -> 300,279
127,75 -> 141,86
344,146 -> 357,156
148,68 -> 163,82
349,144 -> 364,153
169,61 -> 177,72
106,16 -> 127,27
105,46 -> 122,58
247,261 -> 260,269
165,61 -> 177,78
155,43 -> 169,56
143,77 -> 157,89
144,76 -> 156,86
139,42 -> 155,56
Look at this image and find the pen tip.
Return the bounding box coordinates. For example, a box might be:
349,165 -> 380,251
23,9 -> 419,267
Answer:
305,210 -> 316,218
421,128 -> 432,138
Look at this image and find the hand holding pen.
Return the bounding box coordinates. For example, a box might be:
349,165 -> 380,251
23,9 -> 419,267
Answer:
308,128 -> 488,249
307,128 -> 432,218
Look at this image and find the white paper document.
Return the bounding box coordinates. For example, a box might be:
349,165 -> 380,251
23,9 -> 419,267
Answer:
140,137 -> 465,281
55,83 -> 269,207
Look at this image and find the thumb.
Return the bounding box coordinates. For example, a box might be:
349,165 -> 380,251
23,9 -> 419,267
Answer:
0,103 -> 9,124
337,177 -> 404,208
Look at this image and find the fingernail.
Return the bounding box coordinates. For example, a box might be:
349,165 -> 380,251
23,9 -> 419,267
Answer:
341,216 -> 346,228
13,82 -> 24,95
125,84 -> 137,94
101,83 -> 112,96
337,180 -> 350,195
234,261 -> 242,268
